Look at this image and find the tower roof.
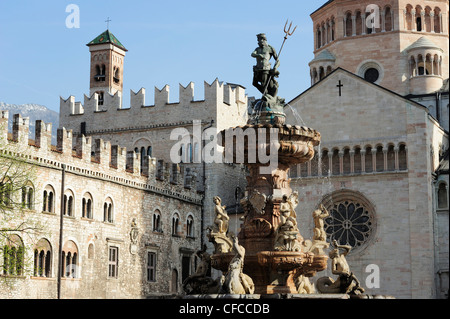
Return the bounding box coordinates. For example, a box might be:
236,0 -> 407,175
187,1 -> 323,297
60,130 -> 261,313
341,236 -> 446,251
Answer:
311,49 -> 336,62
87,30 -> 127,51
406,37 -> 442,52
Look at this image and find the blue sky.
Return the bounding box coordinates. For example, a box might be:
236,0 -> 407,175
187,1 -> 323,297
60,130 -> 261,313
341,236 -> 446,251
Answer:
0,0 -> 325,113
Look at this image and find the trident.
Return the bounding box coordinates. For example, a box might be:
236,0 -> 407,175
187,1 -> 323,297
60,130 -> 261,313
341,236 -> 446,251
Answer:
278,20 -> 297,59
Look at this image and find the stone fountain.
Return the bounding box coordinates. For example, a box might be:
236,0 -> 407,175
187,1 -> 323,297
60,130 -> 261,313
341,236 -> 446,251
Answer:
206,31 -> 328,295
181,30 -> 393,300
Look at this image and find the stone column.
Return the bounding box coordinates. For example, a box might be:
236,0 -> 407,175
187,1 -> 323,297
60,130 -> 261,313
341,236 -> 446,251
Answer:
420,11 -> 425,31
383,148 -> 388,171
362,15 -> 366,35
350,149 -> 355,174
339,150 -> 344,175
430,56 -> 434,75
430,12 -> 435,33
415,55 -> 419,76
352,15 -> 356,36
343,16 -> 347,37
394,146 -> 399,171
412,11 -> 416,31
371,148 -> 377,172
361,149 -> 366,173
328,152 -> 333,176
381,9 -> 386,32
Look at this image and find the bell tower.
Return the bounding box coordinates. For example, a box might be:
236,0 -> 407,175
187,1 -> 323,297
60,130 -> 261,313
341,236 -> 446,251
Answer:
86,30 -> 127,103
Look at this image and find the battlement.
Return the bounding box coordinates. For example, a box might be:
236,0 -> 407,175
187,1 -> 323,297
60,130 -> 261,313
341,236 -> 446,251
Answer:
59,79 -> 248,135
0,111 -> 202,204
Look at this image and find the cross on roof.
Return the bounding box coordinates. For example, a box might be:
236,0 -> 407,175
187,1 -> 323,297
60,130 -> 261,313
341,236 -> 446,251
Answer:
105,17 -> 112,30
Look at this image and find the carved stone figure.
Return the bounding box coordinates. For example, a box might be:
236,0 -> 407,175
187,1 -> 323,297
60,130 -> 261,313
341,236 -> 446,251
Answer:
313,204 -> 329,241
130,218 -> 139,254
207,196 -> 233,254
295,275 -> 315,294
213,196 -> 229,234
316,240 -> 365,295
249,190 -> 267,215
274,203 -> 302,252
304,204 -> 331,255
221,236 -> 255,294
182,245 -> 223,294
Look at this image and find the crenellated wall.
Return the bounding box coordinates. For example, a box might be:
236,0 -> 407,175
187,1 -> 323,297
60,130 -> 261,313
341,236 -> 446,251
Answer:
59,79 -> 248,137
1,111 -> 202,205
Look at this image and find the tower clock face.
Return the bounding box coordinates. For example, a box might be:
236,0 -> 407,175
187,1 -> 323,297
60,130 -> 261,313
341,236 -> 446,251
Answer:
364,68 -> 379,83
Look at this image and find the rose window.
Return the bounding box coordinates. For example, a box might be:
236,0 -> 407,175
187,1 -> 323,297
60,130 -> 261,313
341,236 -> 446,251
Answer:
321,191 -> 375,253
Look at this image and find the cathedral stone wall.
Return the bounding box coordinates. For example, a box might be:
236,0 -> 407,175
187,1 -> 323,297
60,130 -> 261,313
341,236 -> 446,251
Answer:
287,68 -> 448,298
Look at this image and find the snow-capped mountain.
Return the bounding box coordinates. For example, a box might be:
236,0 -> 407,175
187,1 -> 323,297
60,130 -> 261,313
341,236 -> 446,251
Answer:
0,102 -> 59,143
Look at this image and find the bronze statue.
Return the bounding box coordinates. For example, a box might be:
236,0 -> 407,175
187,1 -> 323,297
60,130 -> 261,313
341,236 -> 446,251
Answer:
251,33 -> 279,98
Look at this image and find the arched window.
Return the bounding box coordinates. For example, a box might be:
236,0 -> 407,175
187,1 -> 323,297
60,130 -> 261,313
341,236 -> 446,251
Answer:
433,54 -> 439,75
410,56 -> 417,77
21,182 -> 34,209
385,6 -> 393,31
317,27 -> 322,48
96,91 -> 104,106
321,149 -> 329,175
33,238 -> 52,277
355,11 -> 362,35
3,235 -> 24,276
42,185 -> 55,213
387,145 -> 395,171
103,197 -> 113,223
343,148 -> 351,175
345,12 -> 352,37
113,67 -> 120,84
82,193 -> 93,219
376,145 -> 384,172
319,67 -> 325,80
354,147 -> 362,173
398,144 -> 407,170
186,215 -> 194,237
405,5 -> 413,30
88,243 -> 95,259
332,149 -> 340,175
300,162 -> 308,177
147,146 -> 152,157
63,190 -> 74,217
153,210 -> 162,233
62,240 -> 79,278
172,212 -> 180,236
437,182 -> 448,209
310,152 -> 319,176
424,7 -> 432,32
326,66 -> 332,75
365,146 -> 373,173
171,269 -> 178,293
415,6 -> 423,32
433,7 -> 441,33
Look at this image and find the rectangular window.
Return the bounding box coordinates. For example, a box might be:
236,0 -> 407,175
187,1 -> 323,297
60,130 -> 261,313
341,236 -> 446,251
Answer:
108,246 -> 118,278
147,252 -> 156,282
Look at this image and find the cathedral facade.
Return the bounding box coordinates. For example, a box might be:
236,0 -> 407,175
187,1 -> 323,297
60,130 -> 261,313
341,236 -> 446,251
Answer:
286,0 -> 448,299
